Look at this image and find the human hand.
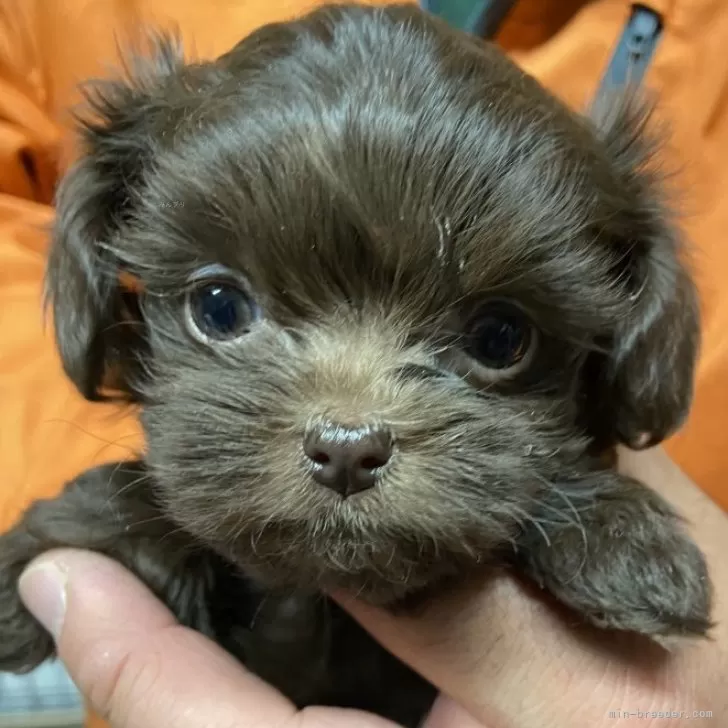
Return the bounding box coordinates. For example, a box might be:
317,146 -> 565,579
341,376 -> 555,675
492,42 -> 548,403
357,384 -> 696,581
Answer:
341,447 -> 728,727
17,448 -> 727,727
17,545 -> 409,728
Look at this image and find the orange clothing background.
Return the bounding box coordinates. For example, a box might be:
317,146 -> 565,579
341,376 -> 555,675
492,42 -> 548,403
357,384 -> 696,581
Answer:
0,1 -> 726,724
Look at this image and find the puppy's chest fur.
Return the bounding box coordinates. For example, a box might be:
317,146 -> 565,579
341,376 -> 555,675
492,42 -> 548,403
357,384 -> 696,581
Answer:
210,571 -> 435,724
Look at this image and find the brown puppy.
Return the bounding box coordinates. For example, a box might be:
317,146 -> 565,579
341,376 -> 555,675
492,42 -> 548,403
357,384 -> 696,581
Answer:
0,4 -> 711,725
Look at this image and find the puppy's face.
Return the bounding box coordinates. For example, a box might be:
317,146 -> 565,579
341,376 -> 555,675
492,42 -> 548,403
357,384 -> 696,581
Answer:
48,5 -> 699,601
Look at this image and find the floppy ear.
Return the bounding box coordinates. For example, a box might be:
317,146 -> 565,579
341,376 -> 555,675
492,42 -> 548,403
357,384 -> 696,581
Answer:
46,32 -> 208,401
47,147 -> 145,402
586,94 -> 701,449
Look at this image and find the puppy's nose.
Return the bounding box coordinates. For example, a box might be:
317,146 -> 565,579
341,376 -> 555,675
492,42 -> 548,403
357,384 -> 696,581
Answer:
303,423 -> 393,497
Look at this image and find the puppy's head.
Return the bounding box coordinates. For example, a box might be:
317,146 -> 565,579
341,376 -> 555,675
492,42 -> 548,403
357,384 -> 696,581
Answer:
47,4 -> 699,601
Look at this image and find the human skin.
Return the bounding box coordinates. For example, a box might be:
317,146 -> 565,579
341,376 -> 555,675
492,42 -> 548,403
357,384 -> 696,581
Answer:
17,447 -> 728,728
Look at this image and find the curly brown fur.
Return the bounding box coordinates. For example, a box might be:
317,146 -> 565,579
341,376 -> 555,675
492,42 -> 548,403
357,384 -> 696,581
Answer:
0,4 -> 712,726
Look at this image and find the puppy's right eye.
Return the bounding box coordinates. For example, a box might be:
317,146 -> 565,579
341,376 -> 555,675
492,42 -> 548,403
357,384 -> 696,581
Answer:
186,281 -> 260,342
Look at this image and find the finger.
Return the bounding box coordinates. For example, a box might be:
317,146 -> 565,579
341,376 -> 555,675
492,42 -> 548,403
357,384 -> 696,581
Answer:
339,575 -> 592,728
19,549 -> 402,728
423,696 -> 489,728
337,566 -> 714,728
18,548 -> 297,728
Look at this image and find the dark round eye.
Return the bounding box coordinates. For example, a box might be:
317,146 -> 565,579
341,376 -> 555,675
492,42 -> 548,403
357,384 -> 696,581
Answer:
187,281 -> 259,341
467,303 -> 534,372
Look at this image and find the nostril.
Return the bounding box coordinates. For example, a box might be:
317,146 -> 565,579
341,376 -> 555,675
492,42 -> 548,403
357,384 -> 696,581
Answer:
309,450 -> 331,465
359,454 -> 389,470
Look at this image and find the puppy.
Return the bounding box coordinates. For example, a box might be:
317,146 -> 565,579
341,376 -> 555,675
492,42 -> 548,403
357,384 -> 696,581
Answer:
0,4 -> 712,725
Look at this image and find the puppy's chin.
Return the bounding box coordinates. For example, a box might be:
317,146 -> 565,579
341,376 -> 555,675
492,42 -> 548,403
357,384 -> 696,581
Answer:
213,508 -> 495,605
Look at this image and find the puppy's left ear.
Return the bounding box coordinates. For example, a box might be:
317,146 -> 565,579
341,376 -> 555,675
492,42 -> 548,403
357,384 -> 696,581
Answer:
587,94 -> 700,449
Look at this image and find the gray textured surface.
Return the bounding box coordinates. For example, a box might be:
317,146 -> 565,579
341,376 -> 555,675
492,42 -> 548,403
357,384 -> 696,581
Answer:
0,662 -> 83,727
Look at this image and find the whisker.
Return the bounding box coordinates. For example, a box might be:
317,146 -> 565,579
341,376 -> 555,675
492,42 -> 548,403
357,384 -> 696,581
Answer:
532,475 -> 590,582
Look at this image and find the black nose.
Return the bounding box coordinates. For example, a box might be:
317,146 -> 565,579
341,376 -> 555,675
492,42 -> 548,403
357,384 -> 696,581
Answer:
303,423 -> 393,497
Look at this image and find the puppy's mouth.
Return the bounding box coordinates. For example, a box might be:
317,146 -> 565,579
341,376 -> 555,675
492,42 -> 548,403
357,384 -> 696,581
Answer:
211,461 -> 516,604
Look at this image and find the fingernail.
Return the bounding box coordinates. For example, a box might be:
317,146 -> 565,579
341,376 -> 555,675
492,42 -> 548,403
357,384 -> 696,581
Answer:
18,561 -> 68,640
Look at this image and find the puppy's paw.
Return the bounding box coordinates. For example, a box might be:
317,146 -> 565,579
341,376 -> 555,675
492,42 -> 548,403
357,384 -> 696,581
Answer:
0,532 -> 56,673
571,532 -> 712,639
518,473 -> 713,639
0,585 -> 55,673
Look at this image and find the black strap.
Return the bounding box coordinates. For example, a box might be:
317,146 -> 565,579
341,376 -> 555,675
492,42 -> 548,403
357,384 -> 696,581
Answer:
419,0 -> 518,39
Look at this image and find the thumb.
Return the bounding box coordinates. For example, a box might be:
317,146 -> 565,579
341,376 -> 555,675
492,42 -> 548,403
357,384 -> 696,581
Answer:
336,572 -> 678,728
17,549 -> 296,728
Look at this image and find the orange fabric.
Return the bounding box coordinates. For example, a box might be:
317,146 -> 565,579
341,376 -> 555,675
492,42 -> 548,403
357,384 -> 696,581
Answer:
0,2 -> 726,726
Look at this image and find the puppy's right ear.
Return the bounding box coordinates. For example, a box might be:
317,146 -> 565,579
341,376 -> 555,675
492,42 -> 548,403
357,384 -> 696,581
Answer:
46,32 -> 213,401
47,148 -> 141,401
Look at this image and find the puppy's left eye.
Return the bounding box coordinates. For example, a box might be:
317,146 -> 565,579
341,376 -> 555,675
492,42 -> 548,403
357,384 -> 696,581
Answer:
186,280 -> 260,341
465,302 -> 536,375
